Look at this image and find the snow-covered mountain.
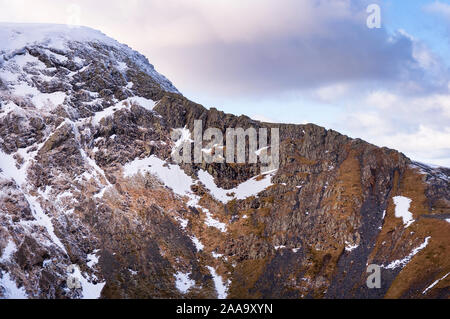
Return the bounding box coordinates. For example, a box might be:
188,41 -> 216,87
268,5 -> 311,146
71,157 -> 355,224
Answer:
0,23 -> 449,299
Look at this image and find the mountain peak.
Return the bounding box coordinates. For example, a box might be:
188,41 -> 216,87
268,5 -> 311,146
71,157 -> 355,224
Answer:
0,23 -> 117,53
0,22 -> 179,94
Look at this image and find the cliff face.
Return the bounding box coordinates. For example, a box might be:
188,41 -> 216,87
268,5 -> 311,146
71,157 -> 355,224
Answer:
0,23 -> 449,299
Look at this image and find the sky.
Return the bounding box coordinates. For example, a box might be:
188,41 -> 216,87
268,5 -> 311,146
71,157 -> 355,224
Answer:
1,0 -> 449,166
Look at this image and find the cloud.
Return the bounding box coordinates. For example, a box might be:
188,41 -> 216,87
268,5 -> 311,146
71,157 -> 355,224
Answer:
314,83 -> 351,103
377,125 -> 450,166
0,0 -> 433,97
148,0 -> 427,96
424,1 -> 450,20
337,90 -> 450,166
365,91 -> 399,110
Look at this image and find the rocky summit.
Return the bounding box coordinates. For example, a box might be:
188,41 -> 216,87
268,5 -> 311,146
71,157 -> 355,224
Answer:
0,23 -> 448,299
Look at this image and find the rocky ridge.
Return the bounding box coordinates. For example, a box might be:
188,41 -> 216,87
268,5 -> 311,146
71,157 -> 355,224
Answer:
0,24 -> 448,299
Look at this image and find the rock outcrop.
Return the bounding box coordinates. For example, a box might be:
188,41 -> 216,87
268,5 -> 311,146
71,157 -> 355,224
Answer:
0,23 -> 448,299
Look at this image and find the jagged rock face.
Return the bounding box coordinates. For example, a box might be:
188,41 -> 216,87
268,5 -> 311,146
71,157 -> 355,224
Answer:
0,24 -> 449,299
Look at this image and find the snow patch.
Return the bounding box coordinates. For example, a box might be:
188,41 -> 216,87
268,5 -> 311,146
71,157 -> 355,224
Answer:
0,240 -> 17,263
204,211 -> 227,233
25,194 -> 68,254
174,271 -> 195,294
197,169 -> 276,204
212,252 -> 223,259
87,250 -> 100,269
0,149 -> 28,187
393,196 -> 415,228
382,237 -> 431,270
190,236 -> 204,252
12,81 -> 66,110
128,96 -> 156,111
128,269 -> 138,276
207,266 -> 229,299
345,242 -> 359,252
422,272 -> 449,295
70,265 -> 105,299
175,216 -> 189,230
0,272 -> 27,299
123,155 -> 194,197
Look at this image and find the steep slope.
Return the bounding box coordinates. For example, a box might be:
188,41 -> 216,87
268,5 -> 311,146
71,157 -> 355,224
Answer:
0,23 -> 448,299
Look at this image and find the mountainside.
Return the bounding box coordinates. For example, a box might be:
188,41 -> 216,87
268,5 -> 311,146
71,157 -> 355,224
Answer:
0,23 -> 449,299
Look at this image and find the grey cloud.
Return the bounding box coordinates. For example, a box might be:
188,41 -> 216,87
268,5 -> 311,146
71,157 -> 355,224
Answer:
2,0 -> 440,97
155,28 -> 418,96
146,4 -> 436,97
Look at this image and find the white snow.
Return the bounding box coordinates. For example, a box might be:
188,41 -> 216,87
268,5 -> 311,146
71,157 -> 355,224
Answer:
382,236 -> 431,270
122,154 -> 278,237
0,144 -> 68,254
128,269 -> 138,276
123,155 -> 230,233
212,252 -> 224,259
4,58 -> 66,111
207,266 -> 229,299
25,193 -> 68,254
174,271 -> 195,294
128,96 -> 156,111
204,211 -> 227,233
123,154 -> 276,206
123,155 -> 280,249
446,219 -> 450,224
345,242 -> 359,252
92,96 -> 156,123
393,196 -> 415,228
190,236 -> 204,252
0,149 -> 28,187
0,272 -> 28,299
175,216 -> 189,230
0,23 -> 118,53
93,186 -> 109,199
87,250 -> 100,269
123,155 -> 194,197
91,99 -> 130,126
379,210 -> 386,230
197,169 -> 276,204
70,264 -> 105,299
70,120 -> 112,200
422,272 -> 449,295
117,61 -> 127,72
0,23 -> 179,93
0,240 -> 17,262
